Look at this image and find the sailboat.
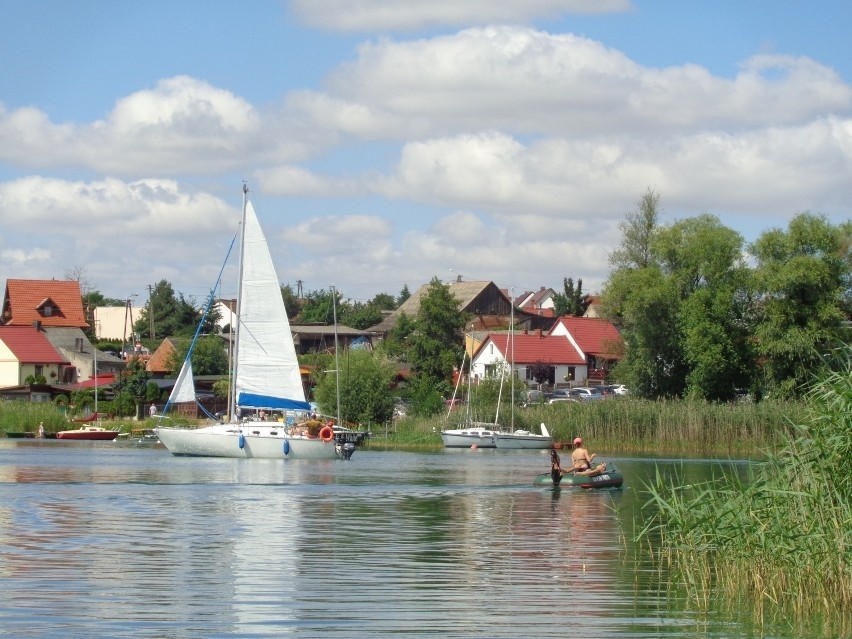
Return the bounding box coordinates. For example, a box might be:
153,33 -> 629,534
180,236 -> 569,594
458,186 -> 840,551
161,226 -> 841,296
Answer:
440,351 -> 503,448
154,186 -> 346,460
494,293 -> 552,449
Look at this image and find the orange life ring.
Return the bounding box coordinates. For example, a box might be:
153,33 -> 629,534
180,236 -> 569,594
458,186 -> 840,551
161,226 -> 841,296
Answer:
319,426 -> 334,442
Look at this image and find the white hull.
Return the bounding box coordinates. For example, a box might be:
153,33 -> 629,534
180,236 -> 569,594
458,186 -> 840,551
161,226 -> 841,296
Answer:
495,432 -> 553,449
441,424 -> 502,448
155,424 -> 341,460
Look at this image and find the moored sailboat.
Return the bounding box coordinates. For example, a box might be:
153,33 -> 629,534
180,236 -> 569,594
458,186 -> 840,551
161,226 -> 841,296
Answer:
155,186 -> 346,460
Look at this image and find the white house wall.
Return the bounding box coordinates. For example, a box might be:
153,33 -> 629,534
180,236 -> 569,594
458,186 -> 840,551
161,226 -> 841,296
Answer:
471,340 -> 589,387
94,306 -> 141,341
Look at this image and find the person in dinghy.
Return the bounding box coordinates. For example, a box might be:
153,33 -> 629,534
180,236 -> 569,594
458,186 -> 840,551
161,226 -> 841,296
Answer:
568,437 -> 607,476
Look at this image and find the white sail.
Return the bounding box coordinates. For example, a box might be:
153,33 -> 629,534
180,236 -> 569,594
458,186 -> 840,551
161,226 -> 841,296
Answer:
168,359 -> 197,404
234,201 -> 308,411
155,189 -> 340,460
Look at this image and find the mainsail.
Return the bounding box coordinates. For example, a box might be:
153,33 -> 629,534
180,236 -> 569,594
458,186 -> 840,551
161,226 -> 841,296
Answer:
232,200 -> 310,411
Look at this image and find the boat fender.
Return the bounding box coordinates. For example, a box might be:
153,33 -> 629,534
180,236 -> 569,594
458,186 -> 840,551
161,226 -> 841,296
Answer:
319,426 -> 334,442
283,440 -> 290,455
238,433 -> 246,449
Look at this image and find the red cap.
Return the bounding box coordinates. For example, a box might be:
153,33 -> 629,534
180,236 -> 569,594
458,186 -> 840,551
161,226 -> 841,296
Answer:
573,437 -> 583,445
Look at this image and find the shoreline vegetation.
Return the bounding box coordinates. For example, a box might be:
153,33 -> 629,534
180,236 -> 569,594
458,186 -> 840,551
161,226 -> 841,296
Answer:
3,396 -> 805,458
638,365 -> 851,638
368,397 -> 805,457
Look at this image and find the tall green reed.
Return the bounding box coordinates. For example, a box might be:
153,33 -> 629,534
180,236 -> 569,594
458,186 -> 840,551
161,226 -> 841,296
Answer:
638,359 -> 852,636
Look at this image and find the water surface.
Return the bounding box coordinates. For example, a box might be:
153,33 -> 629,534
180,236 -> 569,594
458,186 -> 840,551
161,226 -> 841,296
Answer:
0,440 -> 776,638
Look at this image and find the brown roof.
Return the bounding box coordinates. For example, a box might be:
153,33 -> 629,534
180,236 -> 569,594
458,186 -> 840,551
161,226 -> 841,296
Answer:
2,279 -> 88,328
0,326 -> 69,363
395,280 -> 502,318
146,338 -> 183,374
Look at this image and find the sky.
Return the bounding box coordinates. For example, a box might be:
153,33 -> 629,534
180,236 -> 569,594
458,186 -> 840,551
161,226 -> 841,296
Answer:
1,0 -> 850,307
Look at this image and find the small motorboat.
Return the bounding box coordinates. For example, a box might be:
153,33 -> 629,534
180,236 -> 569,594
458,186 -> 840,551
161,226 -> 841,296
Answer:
55,425 -> 120,441
533,463 -> 624,489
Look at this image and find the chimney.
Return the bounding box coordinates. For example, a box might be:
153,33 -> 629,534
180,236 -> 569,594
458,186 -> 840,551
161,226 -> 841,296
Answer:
32,320 -> 42,331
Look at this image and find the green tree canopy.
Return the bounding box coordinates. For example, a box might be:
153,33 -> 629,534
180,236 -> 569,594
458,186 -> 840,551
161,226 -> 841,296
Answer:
313,350 -> 396,426
134,280 -> 205,339
407,277 -> 466,407
750,213 -> 851,397
167,335 -> 229,376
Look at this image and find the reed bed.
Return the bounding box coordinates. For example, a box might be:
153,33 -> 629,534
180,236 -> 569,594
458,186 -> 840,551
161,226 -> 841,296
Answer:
638,366 -> 852,637
377,397 -> 802,456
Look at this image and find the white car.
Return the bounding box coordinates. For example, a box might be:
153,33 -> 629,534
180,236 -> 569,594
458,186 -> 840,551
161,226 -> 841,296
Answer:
612,384 -> 629,395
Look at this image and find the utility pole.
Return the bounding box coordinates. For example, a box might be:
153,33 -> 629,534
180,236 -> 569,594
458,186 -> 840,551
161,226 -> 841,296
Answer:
148,284 -> 155,339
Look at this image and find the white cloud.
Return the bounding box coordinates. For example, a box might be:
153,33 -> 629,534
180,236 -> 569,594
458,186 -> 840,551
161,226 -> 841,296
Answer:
318,27 -> 851,138
289,0 -> 632,32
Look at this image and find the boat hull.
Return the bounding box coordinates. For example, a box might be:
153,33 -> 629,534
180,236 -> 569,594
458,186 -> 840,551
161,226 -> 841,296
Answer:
155,424 -> 342,460
55,427 -> 119,441
441,424 -> 501,448
533,465 -> 624,489
495,433 -> 553,449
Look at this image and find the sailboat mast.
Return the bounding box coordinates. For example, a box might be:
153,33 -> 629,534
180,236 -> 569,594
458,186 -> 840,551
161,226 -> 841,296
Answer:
229,183 -> 249,420
510,288 -> 514,433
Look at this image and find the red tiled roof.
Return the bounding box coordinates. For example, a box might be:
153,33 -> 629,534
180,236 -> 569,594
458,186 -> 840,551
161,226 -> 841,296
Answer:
0,326 -> 69,363
478,332 -> 585,366
64,373 -> 117,389
553,316 -> 622,357
2,279 -> 88,328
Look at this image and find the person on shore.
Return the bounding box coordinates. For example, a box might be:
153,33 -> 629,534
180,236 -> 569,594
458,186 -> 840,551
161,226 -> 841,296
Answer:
37,422 -> 45,439
570,437 -> 607,476
149,404 -> 157,418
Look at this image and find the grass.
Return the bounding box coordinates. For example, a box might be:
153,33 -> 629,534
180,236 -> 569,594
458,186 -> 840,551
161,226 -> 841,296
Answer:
369,396 -> 803,457
0,400 -> 197,436
637,364 -> 852,637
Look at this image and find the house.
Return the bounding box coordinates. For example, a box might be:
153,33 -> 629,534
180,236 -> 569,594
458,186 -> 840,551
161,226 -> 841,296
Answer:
0,326 -> 70,395
291,324 -> 375,354
470,331 -> 587,388
370,280 -> 515,338
93,304 -> 141,341
549,316 -> 623,383
0,279 -> 125,383
513,287 -> 557,317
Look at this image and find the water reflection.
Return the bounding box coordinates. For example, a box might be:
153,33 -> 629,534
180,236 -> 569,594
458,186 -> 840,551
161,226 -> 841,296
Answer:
0,442 -> 770,638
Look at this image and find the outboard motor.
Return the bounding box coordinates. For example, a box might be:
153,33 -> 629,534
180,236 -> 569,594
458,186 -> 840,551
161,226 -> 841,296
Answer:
341,442 -> 356,460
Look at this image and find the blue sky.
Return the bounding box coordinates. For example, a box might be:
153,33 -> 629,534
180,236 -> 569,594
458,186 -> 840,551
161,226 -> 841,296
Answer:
1,0 -> 850,306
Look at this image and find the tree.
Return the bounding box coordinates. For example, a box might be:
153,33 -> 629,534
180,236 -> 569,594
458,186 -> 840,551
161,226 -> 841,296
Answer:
281,284 -> 301,319
167,336 -> 229,376
296,288 -> 341,325
314,350 -> 396,426
407,277 -> 466,410
397,284 -> 411,306
134,280 -> 202,338
604,194 -> 752,400
552,277 -> 586,316
380,312 -> 415,360
750,213 -> 851,397
609,188 -> 661,270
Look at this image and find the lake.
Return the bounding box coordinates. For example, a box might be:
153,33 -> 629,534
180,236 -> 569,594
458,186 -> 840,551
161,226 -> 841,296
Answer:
0,439 -> 788,638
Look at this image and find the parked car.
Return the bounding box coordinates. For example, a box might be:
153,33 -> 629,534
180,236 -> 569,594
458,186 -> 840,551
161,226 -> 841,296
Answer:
522,389 -> 546,406
548,397 -> 579,405
549,389 -> 572,398
612,384 -> 629,395
568,387 -> 605,401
